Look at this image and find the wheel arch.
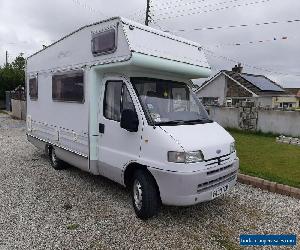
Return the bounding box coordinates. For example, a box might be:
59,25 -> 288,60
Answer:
123,162 -> 161,197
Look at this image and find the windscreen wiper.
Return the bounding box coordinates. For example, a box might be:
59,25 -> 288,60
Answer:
156,120 -> 186,126
183,119 -> 214,124
156,119 -> 213,126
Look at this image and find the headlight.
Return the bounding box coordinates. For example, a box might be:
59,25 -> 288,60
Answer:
230,142 -> 236,154
168,150 -> 204,163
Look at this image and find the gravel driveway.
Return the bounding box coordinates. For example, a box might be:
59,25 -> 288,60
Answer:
0,113 -> 299,250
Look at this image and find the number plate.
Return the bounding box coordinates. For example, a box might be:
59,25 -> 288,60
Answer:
212,184 -> 229,199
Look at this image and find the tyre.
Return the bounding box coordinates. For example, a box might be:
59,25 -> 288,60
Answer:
49,146 -> 65,170
131,169 -> 161,219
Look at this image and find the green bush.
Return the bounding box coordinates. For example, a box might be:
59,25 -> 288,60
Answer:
0,54 -> 25,100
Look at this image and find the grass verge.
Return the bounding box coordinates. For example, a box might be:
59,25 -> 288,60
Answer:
228,129 -> 300,188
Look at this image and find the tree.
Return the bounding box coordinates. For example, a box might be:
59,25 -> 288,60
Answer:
0,53 -> 25,100
12,53 -> 25,70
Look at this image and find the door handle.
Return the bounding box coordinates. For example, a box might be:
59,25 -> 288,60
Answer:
99,123 -> 105,134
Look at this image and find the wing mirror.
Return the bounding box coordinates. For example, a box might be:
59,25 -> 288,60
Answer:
120,109 -> 139,132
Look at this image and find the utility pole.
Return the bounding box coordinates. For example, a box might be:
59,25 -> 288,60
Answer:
5,50 -> 8,66
145,0 -> 151,26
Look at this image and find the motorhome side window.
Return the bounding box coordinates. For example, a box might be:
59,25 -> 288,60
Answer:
91,28 -> 116,56
29,77 -> 38,100
104,81 -> 135,121
52,71 -> 84,103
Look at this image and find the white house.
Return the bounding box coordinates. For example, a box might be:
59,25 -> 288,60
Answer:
196,65 -> 298,109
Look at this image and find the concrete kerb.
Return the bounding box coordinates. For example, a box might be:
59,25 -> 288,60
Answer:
237,173 -> 300,199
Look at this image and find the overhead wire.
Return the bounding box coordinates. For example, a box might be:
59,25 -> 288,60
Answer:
151,19 -> 166,30
154,0 -> 243,15
127,12 -> 146,22
153,0 -> 207,8
7,41 -> 29,45
153,0 -> 207,7
209,35 -> 290,48
127,8 -> 146,18
155,0 -> 272,21
6,0 -> 298,79
150,11 -> 300,78
127,9 -> 146,21
127,5 -> 147,16
70,0 -> 109,18
203,47 -> 300,77
164,18 -> 300,33
70,0 -> 143,23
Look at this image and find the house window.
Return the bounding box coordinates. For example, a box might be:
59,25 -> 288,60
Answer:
29,77 -> 38,100
202,97 -> 219,106
91,28 -> 117,56
52,71 -> 84,103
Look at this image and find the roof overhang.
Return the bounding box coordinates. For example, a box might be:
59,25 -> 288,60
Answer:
92,52 -> 211,80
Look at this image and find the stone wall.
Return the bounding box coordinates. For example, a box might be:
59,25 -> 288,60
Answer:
208,106 -> 240,128
257,110 -> 300,136
238,101 -> 258,131
208,106 -> 300,137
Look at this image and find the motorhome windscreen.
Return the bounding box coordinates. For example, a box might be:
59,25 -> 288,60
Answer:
131,78 -> 212,126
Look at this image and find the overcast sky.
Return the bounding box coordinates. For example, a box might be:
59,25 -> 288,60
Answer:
0,0 -> 299,87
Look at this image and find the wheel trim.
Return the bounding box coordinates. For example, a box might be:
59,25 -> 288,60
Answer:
133,180 -> 143,210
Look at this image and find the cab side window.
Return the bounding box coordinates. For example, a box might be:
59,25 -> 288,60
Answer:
104,81 -> 122,121
122,86 -> 135,112
104,81 -> 136,122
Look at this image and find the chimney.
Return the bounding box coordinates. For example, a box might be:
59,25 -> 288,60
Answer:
232,63 -> 243,73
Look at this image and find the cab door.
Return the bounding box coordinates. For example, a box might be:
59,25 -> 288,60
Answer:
97,77 -> 142,184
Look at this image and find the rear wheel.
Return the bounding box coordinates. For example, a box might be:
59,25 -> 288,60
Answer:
131,169 -> 161,219
49,147 -> 65,170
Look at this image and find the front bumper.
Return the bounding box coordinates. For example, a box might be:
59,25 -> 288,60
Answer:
149,158 -> 239,206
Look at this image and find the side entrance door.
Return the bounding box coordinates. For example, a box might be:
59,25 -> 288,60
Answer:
97,77 -> 143,184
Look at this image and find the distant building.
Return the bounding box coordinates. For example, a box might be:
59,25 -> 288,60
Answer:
196,64 -> 300,109
285,88 -> 300,98
284,88 -> 300,109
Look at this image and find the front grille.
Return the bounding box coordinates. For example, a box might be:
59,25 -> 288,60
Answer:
197,171 -> 237,193
207,164 -> 233,175
205,154 -> 231,167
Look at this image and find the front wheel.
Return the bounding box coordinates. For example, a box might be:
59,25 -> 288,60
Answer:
49,147 -> 65,170
131,170 -> 161,219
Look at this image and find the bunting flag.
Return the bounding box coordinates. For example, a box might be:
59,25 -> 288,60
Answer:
213,36 -> 289,47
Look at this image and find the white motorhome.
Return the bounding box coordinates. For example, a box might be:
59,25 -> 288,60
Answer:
26,17 -> 239,219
